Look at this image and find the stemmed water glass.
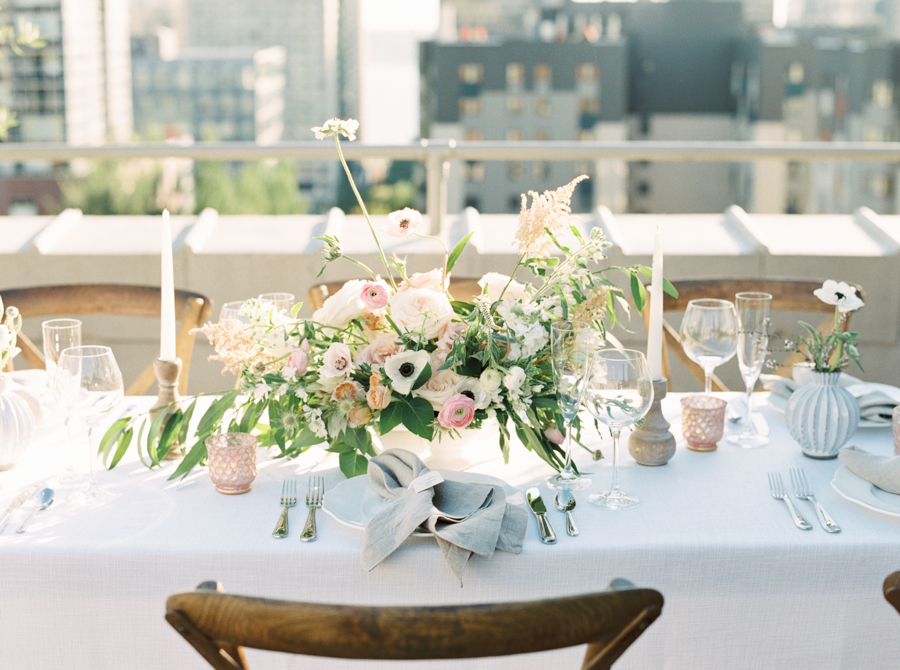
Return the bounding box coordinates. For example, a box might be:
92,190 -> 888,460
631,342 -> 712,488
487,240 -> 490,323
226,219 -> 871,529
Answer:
43,319 -> 83,482
584,349 -> 653,510
728,292 -> 772,448
545,320 -> 596,491
52,346 -> 124,505
680,299 -> 737,393
259,292 -> 295,314
218,300 -> 250,326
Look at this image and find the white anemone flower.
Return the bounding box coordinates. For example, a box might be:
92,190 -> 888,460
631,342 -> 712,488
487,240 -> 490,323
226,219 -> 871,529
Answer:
813,280 -> 864,313
382,208 -> 422,238
383,350 -> 430,395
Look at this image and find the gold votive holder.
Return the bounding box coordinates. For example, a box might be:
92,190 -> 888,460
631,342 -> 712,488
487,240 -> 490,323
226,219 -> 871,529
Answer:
893,406 -> 900,456
206,433 -> 258,495
681,395 -> 727,452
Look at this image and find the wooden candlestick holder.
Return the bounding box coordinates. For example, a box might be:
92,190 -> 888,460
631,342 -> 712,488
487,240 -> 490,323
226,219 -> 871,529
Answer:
628,377 -> 676,466
152,357 -> 183,460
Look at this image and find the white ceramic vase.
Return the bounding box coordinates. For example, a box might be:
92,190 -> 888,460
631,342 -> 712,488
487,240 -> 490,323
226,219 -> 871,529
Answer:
0,376 -> 36,470
786,370 -> 859,459
373,422 -> 500,469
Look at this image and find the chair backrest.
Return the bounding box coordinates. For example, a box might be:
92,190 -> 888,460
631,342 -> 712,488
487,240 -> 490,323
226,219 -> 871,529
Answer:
307,277 -> 483,310
641,278 -> 864,392
884,572 -> 900,615
1,284 -> 213,396
166,581 -> 663,670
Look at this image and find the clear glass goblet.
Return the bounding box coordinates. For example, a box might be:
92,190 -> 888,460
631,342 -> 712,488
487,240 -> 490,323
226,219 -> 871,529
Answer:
584,349 -> 653,510
680,299 -> 737,393
218,300 -> 251,326
52,346 -> 124,505
258,292 -> 295,314
727,292 -> 772,448
42,319 -> 83,483
545,320 -> 597,491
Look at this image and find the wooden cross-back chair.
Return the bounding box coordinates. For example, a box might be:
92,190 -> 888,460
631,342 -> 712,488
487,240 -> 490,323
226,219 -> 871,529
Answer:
166,580 -> 663,670
307,277 -> 483,310
1,284 -> 213,396
641,278 -> 864,392
884,572 -> 900,615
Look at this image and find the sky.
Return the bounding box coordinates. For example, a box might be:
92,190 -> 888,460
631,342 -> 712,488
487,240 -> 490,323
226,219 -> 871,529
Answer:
360,0 -> 440,144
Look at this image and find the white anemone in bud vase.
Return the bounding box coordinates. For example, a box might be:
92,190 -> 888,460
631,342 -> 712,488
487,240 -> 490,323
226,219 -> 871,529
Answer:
813,280 -> 864,313
383,208 -> 422,239
311,118 -> 359,141
383,350 -> 430,395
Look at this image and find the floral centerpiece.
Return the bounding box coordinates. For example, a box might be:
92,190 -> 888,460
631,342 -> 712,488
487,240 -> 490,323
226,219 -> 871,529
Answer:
102,119 -> 671,479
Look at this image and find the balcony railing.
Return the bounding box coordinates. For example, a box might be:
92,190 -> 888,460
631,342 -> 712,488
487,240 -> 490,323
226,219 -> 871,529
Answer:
3,140 -> 900,228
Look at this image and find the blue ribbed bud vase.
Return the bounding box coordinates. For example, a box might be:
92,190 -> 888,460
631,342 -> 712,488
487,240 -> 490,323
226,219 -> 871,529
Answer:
786,371 -> 860,459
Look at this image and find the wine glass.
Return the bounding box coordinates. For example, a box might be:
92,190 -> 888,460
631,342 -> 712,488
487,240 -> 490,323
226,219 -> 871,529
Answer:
43,319 -> 83,482
258,292 -> 295,314
546,320 -> 597,491
584,349 -> 653,510
680,299 -> 737,393
52,346 -> 124,505
218,300 -> 250,326
727,292 -> 772,448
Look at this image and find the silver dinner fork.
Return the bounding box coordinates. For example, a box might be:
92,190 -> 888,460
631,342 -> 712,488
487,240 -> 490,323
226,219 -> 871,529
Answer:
790,468 -> 841,533
301,476 -> 324,543
272,479 -> 297,538
768,472 -> 812,530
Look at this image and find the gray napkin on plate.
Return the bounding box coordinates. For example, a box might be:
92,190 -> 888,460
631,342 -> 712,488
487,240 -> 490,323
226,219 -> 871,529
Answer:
361,449 -> 528,585
839,445 -> 900,494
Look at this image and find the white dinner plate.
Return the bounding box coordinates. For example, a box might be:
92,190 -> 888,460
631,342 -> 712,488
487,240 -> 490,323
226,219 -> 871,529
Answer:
322,470 -> 519,536
766,382 -> 900,429
831,465 -> 900,518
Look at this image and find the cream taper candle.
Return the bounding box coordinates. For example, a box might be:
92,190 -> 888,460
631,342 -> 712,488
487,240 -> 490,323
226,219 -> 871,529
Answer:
647,225 -> 664,381
160,209 -> 176,361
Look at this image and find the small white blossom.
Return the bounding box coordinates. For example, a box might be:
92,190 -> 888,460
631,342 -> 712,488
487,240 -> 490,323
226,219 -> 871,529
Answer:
503,366 -> 527,394
813,280 -> 864,313
312,117 -> 359,141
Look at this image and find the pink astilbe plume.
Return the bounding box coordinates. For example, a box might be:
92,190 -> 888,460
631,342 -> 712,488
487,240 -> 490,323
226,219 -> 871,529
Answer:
514,174 -> 588,258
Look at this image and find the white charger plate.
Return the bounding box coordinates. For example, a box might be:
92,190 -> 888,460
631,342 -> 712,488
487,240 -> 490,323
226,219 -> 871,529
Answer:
322,470 -> 519,536
831,465 -> 900,517
766,382 -> 900,429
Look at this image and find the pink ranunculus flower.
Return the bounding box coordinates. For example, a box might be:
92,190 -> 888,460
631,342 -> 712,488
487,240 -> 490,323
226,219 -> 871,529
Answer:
320,342 -> 353,378
544,426 -> 565,445
382,207 -> 422,238
360,280 -> 390,310
286,348 -> 308,375
438,394 -> 476,430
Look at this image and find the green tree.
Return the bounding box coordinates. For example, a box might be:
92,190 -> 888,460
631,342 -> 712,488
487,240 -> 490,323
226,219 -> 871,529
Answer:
194,161 -> 307,214
61,161 -> 163,215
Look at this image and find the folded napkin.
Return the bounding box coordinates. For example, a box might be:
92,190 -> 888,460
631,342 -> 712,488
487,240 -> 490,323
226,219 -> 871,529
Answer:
761,371 -> 898,424
361,449 -> 528,585
839,445 -> 900,494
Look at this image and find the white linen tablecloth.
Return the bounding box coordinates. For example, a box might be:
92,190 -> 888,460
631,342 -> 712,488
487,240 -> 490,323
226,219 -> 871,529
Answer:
1,392 -> 898,670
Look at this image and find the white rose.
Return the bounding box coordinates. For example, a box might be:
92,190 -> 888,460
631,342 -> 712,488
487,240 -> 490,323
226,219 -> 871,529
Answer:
503,366 -> 526,393
313,279 -> 367,330
478,272 -> 529,302
320,342 -> 353,378
0,324 -> 11,351
384,349 -> 431,395
480,368 -> 503,393
414,365 -> 463,411
389,288 -> 454,340
400,269 -> 447,292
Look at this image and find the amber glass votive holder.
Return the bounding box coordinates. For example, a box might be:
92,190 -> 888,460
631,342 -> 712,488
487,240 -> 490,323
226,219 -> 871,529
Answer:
681,395 -> 727,451
893,406 -> 900,456
206,433 -> 258,494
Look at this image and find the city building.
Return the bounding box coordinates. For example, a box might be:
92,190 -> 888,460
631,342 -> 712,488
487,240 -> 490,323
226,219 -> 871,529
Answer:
132,45 -> 286,143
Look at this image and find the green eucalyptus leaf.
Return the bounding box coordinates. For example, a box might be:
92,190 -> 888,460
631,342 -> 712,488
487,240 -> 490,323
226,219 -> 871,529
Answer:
99,417 -> 129,465
339,451 -> 369,478
662,278 -> 678,298
177,399 -> 197,446
167,440 -> 207,481
630,273 -> 646,313
380,400 -> 404,434
110,427 -> 134,469
411,361 -> 432,391
402,397 -> 435,440
446,231 -> 475,275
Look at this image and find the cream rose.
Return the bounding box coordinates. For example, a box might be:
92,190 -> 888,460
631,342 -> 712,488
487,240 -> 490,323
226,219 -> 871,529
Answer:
366,385 -> 391,410
354,332 -> 403,367
348,404 -> 372,427
436,321 -> 467,351
389,288 -> 454,340
313,279 -> 367,330
478,272 -> 530,302
400,269 -> 447,292
414,366 -> 463,411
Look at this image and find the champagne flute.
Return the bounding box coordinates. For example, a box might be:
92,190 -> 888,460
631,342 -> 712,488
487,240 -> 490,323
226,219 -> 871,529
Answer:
42,319 -> 83,482
727,292 -> 772,448
545,320 -> 596,491
680,299 -> 737,393
52,346 -> 124,505
584,349 -> 653,510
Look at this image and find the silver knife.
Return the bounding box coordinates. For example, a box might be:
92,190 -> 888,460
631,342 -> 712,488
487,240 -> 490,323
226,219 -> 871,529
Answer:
526,488 -> 557,544
0,484 -> 40,533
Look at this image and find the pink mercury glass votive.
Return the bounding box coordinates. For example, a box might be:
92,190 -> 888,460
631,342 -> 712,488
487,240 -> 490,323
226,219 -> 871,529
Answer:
681,395 -> 727,452
206,433 -> 258,494
894,406 -> 900,456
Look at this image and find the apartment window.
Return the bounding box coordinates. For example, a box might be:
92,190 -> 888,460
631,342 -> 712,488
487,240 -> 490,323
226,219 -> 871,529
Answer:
508,195 -> 521,212
506,129 -> 522,142
873,80 -> 893,108
535,130 -> 548,141
464,161 -> 485,182
459,97 -> 482,116
535,98 -> 550,116
576,63 -> 598,82
507,96 -> 522,114
464,196 -> 481,210
534,64 -> 552,85
509,162 -> 523,180
576,129 -> 596,141
533,162 -> 548,180
463,130 -> 483,141
506,63 -> 525,86
459,63 -> 483,84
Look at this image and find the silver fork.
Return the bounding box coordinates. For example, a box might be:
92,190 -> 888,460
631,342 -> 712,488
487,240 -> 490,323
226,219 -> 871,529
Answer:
272,479 -> 297,538
301,476 -> 324,542
768,472 -> 812,530
790,468 -> 841,533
